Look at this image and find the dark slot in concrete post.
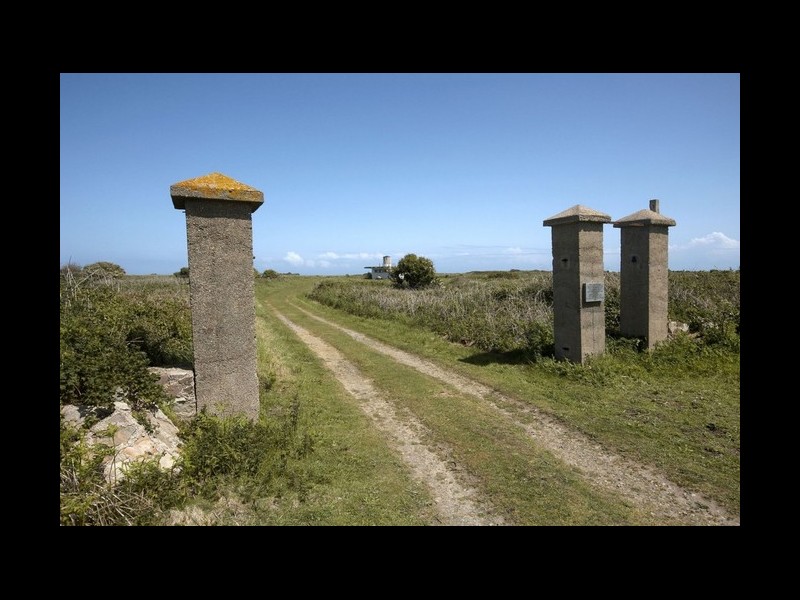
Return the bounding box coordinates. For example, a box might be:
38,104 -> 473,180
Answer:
613,199 -> 676,349
170,172 -> 264,420
543,204 -> 611,363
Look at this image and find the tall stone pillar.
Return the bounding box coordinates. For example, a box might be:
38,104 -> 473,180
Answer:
544,205 -> 611,363
170,172 -> 264,420
613,199 -> 676,349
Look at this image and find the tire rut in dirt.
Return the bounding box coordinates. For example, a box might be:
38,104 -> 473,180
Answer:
270,308 -> 505,526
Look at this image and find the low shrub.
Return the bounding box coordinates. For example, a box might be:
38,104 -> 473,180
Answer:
60,284 -> 169,412
262,269 -> 280,280
179,403 -> 314,502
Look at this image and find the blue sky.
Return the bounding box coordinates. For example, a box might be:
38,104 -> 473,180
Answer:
60,73 -> 739,275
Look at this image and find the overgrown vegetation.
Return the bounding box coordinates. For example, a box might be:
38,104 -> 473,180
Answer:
309,269 -> 740,356
666,270 -> 740,348
60,265 -> 322,526
60,403 -> 314,526
311,272 -> 555,356
179,404 -> 314,502
60,267 -> 193,413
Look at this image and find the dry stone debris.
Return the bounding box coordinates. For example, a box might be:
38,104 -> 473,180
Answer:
61,401 -> 182,483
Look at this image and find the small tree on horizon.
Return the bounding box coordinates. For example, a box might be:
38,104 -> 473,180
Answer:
390,254 -> 437,289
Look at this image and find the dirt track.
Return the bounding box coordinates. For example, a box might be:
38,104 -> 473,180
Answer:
270,301 -> 739,526
273,311 -> 504,525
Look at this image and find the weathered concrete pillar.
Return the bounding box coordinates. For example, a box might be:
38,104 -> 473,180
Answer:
170,173 -> 264,420
544,205 -> 611,363
613,199 -> 676,349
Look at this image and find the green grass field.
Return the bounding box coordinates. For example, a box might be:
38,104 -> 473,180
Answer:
61,270 -> 739,525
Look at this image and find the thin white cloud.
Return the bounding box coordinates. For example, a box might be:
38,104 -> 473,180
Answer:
441,244 -> 550,258
316,251 -> 383,261
284,251 -> 305,266
687,232 -> 739,249
282,250 -> 384,270
671,232 -> 740,251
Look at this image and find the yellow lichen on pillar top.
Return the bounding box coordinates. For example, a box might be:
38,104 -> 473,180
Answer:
170,172 -> 264,211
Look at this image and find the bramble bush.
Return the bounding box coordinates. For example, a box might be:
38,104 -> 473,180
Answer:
60,267 -> 193,412
124,291 -> 193,369
60,283 -> 167,413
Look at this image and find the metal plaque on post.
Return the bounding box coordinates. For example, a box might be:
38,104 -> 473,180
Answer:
584,282 -> 604,303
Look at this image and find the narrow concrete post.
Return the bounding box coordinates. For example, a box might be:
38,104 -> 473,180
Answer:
170,173 -> 264,420
613,199 -> 676,348
544,205 -> 611,363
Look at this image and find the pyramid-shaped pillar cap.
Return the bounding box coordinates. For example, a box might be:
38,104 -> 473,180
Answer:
613,208 -> 676,228
171,172 -> 264,211
543,204 -> 611,227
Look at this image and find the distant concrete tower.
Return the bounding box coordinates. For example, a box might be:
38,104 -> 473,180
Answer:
613,199 -> 676,349
171,172 -> 264,420
383,255 -> 392,268
544,205 -> 611,363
